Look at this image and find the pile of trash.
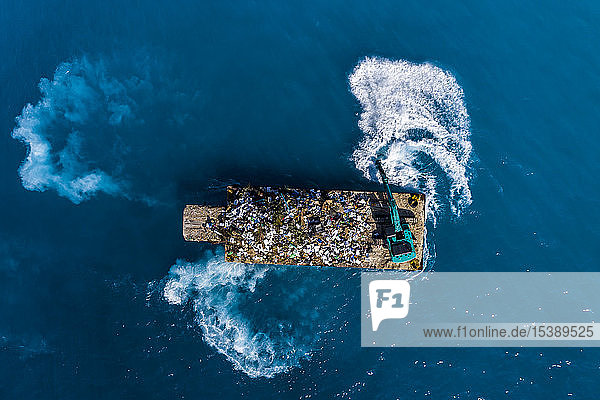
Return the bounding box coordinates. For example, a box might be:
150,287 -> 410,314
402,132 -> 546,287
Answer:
222,186 -> 375,266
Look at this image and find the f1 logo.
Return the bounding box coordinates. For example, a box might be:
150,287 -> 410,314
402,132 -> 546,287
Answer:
369,280 -> 410,331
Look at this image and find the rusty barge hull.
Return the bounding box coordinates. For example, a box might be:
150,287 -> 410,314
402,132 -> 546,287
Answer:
183,186 -> 426,270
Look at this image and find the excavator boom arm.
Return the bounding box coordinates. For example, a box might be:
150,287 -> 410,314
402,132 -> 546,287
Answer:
375,159 -> 417,264
375,160 -> 402,232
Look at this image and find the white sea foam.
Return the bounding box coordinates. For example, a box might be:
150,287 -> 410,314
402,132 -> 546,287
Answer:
11,58 -> 135,203
350,57 -> 473,223
163,251 -> 315,378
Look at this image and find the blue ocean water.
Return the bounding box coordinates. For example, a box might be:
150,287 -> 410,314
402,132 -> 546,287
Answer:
1,0 -> 600,398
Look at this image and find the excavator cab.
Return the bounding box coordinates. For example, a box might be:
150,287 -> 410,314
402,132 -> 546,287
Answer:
375,160 -> 417,263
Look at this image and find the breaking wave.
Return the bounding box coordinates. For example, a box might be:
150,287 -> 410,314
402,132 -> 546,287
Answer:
349,57 -> 473,223
162,250 -> 325,378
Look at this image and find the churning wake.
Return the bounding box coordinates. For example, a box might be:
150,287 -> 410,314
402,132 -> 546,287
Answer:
350,57 -> 472,223
11,58 -> 136,203
162,250 -> 332,378
10,54 -> 196,204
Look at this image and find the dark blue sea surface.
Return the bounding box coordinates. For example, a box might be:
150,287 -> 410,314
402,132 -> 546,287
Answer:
1,0 -> 600,398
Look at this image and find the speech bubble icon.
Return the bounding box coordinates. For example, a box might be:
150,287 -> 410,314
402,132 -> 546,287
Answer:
369,279 -> 410,331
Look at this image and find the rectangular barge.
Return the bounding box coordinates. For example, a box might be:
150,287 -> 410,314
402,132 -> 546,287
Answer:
183,186 -> 425,270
